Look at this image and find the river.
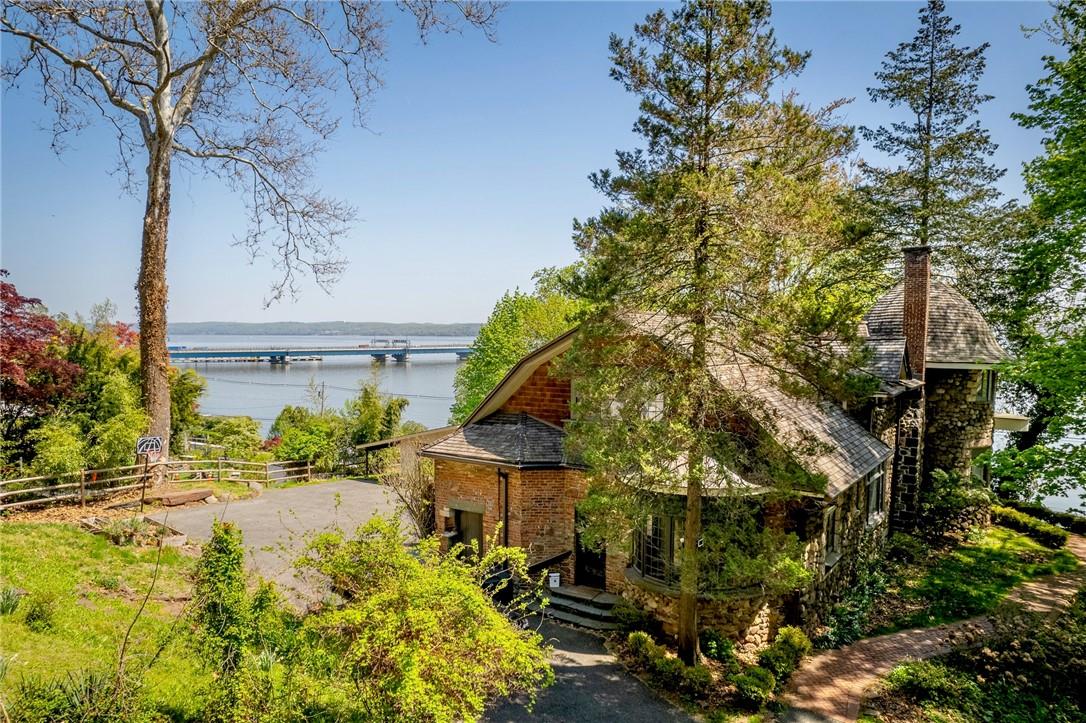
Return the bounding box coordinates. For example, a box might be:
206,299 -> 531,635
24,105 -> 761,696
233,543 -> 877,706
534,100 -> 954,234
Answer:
168,334 -> 471,434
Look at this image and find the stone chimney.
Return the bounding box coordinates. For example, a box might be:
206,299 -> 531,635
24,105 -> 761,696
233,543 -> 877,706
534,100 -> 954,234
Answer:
902,246 -> 931,380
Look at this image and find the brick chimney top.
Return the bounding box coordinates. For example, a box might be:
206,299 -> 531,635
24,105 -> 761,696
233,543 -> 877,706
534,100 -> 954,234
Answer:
902,246 -> 931,380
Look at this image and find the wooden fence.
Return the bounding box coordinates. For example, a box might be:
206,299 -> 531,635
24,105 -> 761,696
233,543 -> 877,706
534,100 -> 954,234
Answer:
0,458 -> 314,512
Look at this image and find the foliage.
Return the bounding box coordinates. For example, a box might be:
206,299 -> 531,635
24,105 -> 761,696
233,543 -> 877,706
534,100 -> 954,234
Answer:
6,669 -> 155,723
884,659 -> 982,708
193,522 -> 251,677
917,469 -> 994,540
294,516 -> 554,722
84,370 -> 149,469
757,627 -> 811,682
561,0 -> 882,663
0,271 -> 81,462
343,373 -> 408,446
276,415 -> 343,472
27,418 -> 86,478
859,0 -> 1009,302
450,271 -> 581,423
999,498 -> 1086,535
0,586 -> 21,616
169,367 -> 206,454
614,598 -> 658,635
815,534 -> 889,647
624,631 -> 713,700
202,416 -> 266,461
884,532 -> 929,565
698,628 -> 739,673
991,505 -> 1069,549
269,405 -> 312,439
22,592 -> 57,633
990,0 -> 1086,490
732,666 -> 776,708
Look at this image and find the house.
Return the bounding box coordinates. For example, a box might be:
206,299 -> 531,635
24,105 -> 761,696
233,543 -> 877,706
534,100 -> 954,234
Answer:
421,246 -> 1005,650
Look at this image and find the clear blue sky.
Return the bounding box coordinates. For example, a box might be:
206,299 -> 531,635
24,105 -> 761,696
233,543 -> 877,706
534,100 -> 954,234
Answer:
0,2 -> 1056,325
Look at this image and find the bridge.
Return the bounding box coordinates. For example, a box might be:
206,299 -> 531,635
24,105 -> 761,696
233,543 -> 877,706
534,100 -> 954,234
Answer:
168,343 -> 472,365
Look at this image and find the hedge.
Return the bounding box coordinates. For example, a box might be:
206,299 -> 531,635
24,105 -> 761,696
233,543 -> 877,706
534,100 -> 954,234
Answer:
992,506 -> 1069,549
1000,499 -> 1086,535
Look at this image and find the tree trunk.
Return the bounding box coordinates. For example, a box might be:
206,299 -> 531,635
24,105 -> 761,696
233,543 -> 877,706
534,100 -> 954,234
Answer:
677,455 -> 704,665
138,140 -> 173,480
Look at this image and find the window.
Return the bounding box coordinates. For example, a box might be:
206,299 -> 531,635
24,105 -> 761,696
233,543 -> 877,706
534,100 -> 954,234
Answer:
973,370 -> 996,405
631,514 -> 682,586
864,463 -> 887,523
643,393 -> 665,421
824,506 -> 840,567
971,447 -> 991,483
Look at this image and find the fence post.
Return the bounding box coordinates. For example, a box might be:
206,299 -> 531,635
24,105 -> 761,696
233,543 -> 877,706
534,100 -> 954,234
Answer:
265,462 -> 270,486
217,458 -> 223,486
306,461 -> 312,483
79,470 -> 86,508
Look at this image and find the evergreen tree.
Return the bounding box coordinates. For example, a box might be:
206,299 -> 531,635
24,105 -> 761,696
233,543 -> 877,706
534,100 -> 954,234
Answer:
860,0 -> 1008,300
564,0 -> 880,664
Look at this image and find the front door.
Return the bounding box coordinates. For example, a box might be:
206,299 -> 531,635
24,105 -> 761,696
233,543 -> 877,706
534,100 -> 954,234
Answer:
574,510 -> 606,588
454,509 -> 484,558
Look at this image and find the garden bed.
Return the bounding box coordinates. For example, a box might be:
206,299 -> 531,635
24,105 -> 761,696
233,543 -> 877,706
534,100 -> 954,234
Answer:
80,515 -> 188,547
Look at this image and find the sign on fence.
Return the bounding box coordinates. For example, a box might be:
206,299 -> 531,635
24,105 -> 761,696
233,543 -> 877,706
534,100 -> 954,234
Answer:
136,436 -> 163,461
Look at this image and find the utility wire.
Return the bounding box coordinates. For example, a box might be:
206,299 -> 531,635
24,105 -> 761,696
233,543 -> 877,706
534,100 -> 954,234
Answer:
199,375 -> 454,400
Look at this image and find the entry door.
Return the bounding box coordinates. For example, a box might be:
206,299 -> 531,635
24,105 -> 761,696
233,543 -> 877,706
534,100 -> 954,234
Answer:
454,509 -> 484,558
574,510 -> 606,588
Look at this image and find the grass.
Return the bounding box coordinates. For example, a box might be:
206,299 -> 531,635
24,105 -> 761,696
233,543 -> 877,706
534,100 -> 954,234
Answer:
874,526 -> 1079,633
0,522 -> 210,718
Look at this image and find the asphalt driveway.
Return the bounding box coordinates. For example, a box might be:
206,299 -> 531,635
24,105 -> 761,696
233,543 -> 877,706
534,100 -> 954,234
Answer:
486,621 -> 693,722
150,479 -> 400,605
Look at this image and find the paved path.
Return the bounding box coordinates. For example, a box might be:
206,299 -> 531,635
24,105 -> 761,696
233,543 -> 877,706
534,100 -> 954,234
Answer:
781,535 -> 1086,722
150,479 -> 400,605
486,621 -> 693,723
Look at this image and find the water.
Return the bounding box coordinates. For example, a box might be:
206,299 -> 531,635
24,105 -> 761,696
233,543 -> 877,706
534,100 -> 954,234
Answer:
168,334 -> 471,434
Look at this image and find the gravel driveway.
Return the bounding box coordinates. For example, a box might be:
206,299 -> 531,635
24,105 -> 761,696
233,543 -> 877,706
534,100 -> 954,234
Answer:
150,479 -> 400,605
486,621 -> 693,722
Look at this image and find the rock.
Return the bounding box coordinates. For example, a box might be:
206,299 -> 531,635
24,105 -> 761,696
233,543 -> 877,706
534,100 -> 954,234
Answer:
204,495 -> 219,504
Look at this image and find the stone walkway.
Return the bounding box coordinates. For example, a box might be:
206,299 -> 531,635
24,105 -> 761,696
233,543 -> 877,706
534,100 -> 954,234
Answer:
780,535 -> 1086,723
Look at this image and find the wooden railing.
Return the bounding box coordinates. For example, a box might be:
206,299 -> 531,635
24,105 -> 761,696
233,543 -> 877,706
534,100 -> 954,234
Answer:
0,458 -> 314,511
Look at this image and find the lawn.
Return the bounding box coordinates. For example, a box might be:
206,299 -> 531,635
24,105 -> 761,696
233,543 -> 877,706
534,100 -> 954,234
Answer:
872,526 -> 1080,633
0,522 -> 210,718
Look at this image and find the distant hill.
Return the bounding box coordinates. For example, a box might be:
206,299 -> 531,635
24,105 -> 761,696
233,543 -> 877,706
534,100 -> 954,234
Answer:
168,321 -> 481,337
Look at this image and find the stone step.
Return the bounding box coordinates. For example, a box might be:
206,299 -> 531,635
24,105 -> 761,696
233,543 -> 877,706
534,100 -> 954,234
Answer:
534,604 -> 620,631
547,584 -> 621,609
543,594 -> 617,622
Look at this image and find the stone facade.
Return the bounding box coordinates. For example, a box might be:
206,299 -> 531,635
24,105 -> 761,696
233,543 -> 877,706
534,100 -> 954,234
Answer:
891,395 -> 925,531
500,360 -> 571,427
924,369 -> 994,480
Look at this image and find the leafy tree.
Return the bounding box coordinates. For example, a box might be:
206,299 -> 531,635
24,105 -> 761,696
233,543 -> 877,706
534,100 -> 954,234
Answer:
860,0 -> 1009,301
989,1 -> 1086,497
269,405 -> 312,440
343,375 -> 408,446
1,2 -> 502,455
28,418 -> 85,477
85,370 -> 149,469
563,0 -> 879,664
451,270 -> 581,423
276,416 -> 343,472
203,417 -> 265,461
169,368 -> 206,454
0,271 -> 81,461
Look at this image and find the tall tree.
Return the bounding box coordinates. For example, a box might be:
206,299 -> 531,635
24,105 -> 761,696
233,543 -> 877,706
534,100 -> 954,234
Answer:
564,0 -> 879,664
1,1 -> 501,461
860,0 -> 1008,301
990,1 -> 1086,497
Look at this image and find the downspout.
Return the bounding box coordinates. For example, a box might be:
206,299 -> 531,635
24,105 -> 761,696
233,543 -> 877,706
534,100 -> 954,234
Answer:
498,470 -> 510,547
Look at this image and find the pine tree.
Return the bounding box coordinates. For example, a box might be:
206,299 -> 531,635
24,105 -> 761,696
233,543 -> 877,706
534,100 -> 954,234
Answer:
860,0 -> 1008,300
563,0 -> 881,664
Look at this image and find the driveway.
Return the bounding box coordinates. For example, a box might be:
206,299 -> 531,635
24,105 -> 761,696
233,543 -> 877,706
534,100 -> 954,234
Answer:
486,621 -> 693,722
150,479 -> 400,605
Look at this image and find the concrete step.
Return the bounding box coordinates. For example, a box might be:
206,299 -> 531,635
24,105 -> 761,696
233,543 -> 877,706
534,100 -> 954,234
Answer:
547,584 -> 621,609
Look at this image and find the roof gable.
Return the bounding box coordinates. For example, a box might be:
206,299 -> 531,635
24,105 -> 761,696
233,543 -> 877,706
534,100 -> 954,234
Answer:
422,412 -> 567,467
465,328 -> 577,425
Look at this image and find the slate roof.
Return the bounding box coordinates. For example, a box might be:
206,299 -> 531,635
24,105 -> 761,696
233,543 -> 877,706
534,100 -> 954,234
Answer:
708,362 -> 892,498
865,282 -> 1005,365
422,412 -> 566,467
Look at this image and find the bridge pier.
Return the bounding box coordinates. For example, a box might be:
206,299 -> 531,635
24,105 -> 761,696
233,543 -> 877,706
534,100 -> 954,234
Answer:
456,351 -> 472,361
391,353 -> 409,363
270,354 -> 289,365
370,353 -> 388,364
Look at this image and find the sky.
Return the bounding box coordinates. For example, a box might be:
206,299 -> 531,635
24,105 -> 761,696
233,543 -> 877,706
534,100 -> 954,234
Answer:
0,1 -> 1058,325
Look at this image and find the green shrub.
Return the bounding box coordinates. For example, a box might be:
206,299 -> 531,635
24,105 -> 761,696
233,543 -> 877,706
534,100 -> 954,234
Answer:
885,660 -> 980,707
651,654 -> 687,689
680,663 -> 713,698
992,505 -> 1069,548
733,666 -> 776,707
885,532 -> 928,564
918,469 -> 994,540
23,592 -> 56,632
627,631 -> 657,667
1000,498 -> 1086,535
757,626 -> 811,682
613,597 -> 657,633
0,585 -> 21,615
815,535 -> 888,647
699,628 -> 739,673
8,669 -> 153,723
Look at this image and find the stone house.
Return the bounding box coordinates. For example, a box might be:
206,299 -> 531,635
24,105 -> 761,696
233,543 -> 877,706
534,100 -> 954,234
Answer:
421,246 -> 1009,649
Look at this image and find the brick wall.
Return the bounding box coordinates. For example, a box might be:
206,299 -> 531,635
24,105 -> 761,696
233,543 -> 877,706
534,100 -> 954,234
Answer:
500,360 -> 571,427
433,459 -> 521,552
